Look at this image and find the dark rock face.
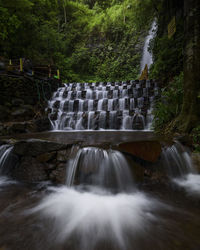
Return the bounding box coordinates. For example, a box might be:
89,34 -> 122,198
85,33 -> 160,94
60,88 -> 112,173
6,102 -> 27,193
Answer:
13,139 -> 71,156
0,76 -> 61,136
11,156 -> 48,182
8,139 -> 73,184
0,121 -> 36,136
34,117 -> 51,132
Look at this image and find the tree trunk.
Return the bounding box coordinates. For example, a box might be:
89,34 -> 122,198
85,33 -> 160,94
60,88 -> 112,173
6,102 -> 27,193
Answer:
177,0 -> 200,132
63,1 -> 67,24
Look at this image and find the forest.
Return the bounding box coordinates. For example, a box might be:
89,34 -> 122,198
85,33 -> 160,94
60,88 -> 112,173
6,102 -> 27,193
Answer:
0,0 -> 156,82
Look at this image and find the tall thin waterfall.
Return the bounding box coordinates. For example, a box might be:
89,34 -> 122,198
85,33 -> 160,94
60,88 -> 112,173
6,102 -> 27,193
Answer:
140,20 -> 157,73
48,80 -> 159,130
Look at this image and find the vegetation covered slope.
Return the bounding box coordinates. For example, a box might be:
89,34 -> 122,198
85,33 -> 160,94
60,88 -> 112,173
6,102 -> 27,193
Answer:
150,0 -> 200,149
0,0 -> 155,82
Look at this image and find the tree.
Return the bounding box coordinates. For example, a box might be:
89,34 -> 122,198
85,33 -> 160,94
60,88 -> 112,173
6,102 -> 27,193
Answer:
177,0 -> 200,131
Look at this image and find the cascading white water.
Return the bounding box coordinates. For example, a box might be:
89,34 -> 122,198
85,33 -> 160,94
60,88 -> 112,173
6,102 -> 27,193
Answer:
161,141 -> 200,196
29,146 -> 165,250
48,80 -> 159,130
140,20 -> 157,73
0,144 -> 17,187
161,142 -> 195,177
0,145 -> 14,175
66,147 -> 134,192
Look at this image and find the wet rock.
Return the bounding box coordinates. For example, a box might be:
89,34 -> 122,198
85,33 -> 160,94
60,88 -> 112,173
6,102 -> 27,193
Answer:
192,153 -> 200,173
13,139 -> 70,156
57,149 -> 71,162
7,122 -> 27,134
11,105 -> 33,120
36,152 -> 57,163
0,123 -> 6,136
45,163 -> 56,170
11,156 -> 48,182
0,105 -> 10,121
34,117 -> 51,131
49,163 -> 66,183
118,141 -> 162,163
53,100 -> 60,109
126,156 -> 145,182
11,98 -> 24,106
49,111 -> 57,121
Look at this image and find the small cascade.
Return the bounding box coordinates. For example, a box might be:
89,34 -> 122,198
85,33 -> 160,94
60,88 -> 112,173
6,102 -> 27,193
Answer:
0,144 -> 18,186
66,147 -> 134,192
0,144 -> 15,176
161,142 -> 195,178
161,142 -> 200,196
48,80 -> 159,130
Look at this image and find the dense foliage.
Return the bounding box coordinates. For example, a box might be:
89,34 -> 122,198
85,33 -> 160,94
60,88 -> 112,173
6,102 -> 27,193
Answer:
153,72 -> 183,131
148,0 -> 186,132
0,0 -> 155,82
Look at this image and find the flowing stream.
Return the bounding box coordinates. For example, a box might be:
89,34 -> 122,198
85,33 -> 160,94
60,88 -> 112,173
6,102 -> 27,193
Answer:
0,141 -> 200,249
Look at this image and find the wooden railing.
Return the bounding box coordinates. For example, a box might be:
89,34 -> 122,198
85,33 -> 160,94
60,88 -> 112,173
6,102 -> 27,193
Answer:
0,58 -> 60,80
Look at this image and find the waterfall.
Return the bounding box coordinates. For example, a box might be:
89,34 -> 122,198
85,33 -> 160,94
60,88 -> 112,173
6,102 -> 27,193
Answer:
161,142 -> 195,177
48,80 -> 158,130
161,142 -> 200,196
0,144 -> 14,176
30,147 -> 164,250
0,144 -> 18,186
140,20 -> 157,73
66,147 -> 134,192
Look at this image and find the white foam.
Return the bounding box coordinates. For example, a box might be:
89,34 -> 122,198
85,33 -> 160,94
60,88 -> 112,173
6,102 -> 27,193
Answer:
29,186 -> 164,250
173,174 -> 200,196
0,176 -> 17,188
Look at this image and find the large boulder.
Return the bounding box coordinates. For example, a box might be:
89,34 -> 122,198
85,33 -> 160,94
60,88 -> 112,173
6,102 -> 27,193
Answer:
118,141 -> 162,163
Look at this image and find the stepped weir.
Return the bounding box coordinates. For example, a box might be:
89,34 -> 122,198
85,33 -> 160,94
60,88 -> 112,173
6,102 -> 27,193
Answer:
48,80 -> 159,130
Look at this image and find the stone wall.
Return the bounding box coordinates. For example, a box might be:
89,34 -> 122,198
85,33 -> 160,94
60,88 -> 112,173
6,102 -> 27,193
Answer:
0,75 -> 61,135
0,139 -> 167,185
10,139 -> 74,184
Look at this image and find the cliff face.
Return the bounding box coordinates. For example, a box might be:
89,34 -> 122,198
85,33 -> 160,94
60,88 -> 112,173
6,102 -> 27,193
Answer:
150,0 -> 184,83
150,0 -> 200,134
179,0 -> 200,131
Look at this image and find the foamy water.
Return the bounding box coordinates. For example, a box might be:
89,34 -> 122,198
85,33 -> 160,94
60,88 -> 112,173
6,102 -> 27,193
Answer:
173,174 -> 200,196
0,176 -> 17,188
29,186 -> 165,250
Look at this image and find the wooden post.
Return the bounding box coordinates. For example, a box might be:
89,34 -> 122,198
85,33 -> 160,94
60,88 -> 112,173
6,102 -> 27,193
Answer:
20,58 -> 23,72
57,69 -> 60,79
